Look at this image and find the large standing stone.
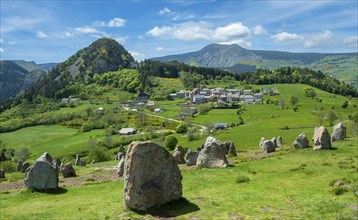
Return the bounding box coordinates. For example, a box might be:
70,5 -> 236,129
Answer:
331,123 -> 346,142
16,160 -> 23,172
271,137 -> 277,147
75,154 -> 81,166
196,137 -> 229,168
21,162 -> 30,173
173,146 -> 186,164
0,169 -> 5,178
123,141 -> 182,211
186,150 -> 199,166
117,157 -> 125,177
225,141 -> 237,156
24,152 -> 58,190
80,158 -> 86,167
262,140 -> 276,154
293,133 -> 309,149
60,163 -> 76,178
313,126 -> 331,150
277,136 -> 282,147
259,137 -> 265,149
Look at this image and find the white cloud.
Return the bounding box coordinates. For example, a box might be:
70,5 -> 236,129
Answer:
343,36 -> 358,48
219,40 -> 252,48
155,47 -> 164,52
36,30 -> 48,38
252,25 -> 267,35
158,7 -> 171,15
0,48 -> 4,53
59,31 -> 74,38
271,32 -> 303,42
303,30 -> 334,48
147,21 -> 252,43
1,16 -> 43,33
129,51 -> 146,61
114,36 -> 129,44
93,17 -> 126,27
75,26 -> 99,34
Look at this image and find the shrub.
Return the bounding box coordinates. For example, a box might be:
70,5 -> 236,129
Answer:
164,136 -> 178,151
236,176 -> 250,184
0,161 -> 16,172
342,101 -> 348,109
176,122 -> 188,134
87,145 -> 112,162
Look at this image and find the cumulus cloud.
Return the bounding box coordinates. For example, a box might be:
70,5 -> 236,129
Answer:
147,21 -> 252,43
252,25 -> 267,35
155,47 -> 164,52
303,30 -> 334,48
129,51 -> 146,61
271,32 -> 303,42
114,36 -> 129,44
94,17 -> 126,27
343,36 -> 358,48
36,30 -> 48,38
75,26 -> 99,34
218,40 -> 252,48
59,31 -> 74,38
0,48 -> 4,53
158,7 -> 171,15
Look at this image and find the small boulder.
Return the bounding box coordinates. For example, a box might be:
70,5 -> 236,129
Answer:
293,133 -> 309,149
61,163 -> 76,178
80,158 -> 86,167
24,152 -> 58,190
123,141 -> 182,211
271,137 -> 277,147
224,141 -> 237,156
75,154 -> 81,166
0,169 -> 5,178
259,137 -> 265,149
117,157 -> 125,177
277,136 -> 282,147
196,137 -> 229,168
331,122 -> 346,142
21,162 -> 30,173
186,150 -> 199,166
262,140 -> 276,154
313,126 -> 331,150
16,160 -> 23,172
173,146 -> 186,164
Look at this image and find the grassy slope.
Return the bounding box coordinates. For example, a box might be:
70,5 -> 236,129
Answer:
1,139 -> 357,219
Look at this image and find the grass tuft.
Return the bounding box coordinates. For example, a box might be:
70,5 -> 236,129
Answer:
236,176 -> 250,184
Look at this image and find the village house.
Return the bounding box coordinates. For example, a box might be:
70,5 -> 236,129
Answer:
119,128 -> 137,135
214,123 -> 228,129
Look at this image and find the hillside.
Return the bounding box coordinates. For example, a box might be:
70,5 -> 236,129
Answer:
0,61 -> 28,102
151,44 -> 358,85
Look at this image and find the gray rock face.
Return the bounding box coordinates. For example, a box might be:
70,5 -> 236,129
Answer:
186,150 -> 199,166
259,137 -> 265,149
313,126 -> 331,150
0,169 -> 5,178
16,160 -> 23,172
173,146 -> 186,164
196,137 -> 229,168
223,141 -> 237,156
277,136 -> 282,147
123,141 -> 182,211
80,158 -> 86,166
331,123 -> 346,142
75,154 -> 81,166
61,163 -> 76,178
293,133 -> 309,149
21,162 -> 30,173
271,137 -> 277,147
262,140 -> 276,154
117,157 -> 125,177
24,152 -> 58,190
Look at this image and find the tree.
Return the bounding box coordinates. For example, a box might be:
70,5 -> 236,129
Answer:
326,110 -> 338,126
164,136 -> 178,151
304,87 -> 317,98
290,96 -> 299,106
342,100 -> 348,109
176,122 -> 188,134
278,98 -> 286,109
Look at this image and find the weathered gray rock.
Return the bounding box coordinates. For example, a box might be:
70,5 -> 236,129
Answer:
223,141 -> 237,156
21,162 -> 30,173
0,169 -> 5,178
173,146 -> 186,164
61,163 -> 76,178
186,150 -> 199,166
259,137 -> 265,149
196,137 -> 229,168
54,158 -> 61,167
277,136 -> 282,147
16,160 -> 23,172
293,133 -> 309,149
313,126 -> 331,150
123,141 -> 182,211
24,152 -> 58,190
117,157 -> 125,177
262,140 -> 276,154
271,137 -> 277,147
331,123 -> 346,142
75,154 -> 81,166
80,158 -> 86,166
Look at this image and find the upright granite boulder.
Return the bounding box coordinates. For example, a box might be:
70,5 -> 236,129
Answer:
259,137 -> 265,149
313,126 -> 331,150
262,140 -> 276,154
16,160 -> 23,172
277,136 -> 282,147
75,154 -> 81,166
173,146 -> 186,164
21,162 -> 30,173
223,141 -> 237,156
271,137 -> 277,147
123,141 -> 182,211
196,137 -> 229,168
331,123 -> 346,142
186,150 -> 199,166
24,152 -> 58,190
117,156 -> 125,177
60,163 -> 76,178
293,133 -> 309,149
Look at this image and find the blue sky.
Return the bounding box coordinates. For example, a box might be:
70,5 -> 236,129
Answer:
0,0 -> 357,63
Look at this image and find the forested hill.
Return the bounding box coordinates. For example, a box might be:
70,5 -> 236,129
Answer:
151,43 -> 358,85
23,38 -> 135,100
